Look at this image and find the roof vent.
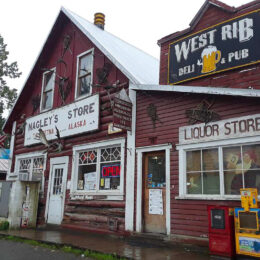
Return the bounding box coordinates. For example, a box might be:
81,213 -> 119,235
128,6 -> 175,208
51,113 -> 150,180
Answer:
94,13 -> 105,30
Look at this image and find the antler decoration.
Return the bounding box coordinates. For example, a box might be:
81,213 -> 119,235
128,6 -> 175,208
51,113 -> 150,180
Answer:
36,127 -> 63,153
186,97 -> 220,124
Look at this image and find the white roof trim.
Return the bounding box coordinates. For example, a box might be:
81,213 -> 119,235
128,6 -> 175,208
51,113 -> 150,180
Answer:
130,84 -> 260,98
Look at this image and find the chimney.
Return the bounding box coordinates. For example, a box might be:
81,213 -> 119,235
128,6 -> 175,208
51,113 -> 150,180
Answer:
94,13 -> 105,30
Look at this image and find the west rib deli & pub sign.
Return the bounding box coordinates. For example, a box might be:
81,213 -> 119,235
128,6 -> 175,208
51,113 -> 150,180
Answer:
168,10 -> 260,84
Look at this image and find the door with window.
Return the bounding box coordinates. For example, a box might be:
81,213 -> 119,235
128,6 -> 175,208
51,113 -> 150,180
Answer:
143,152 -> 166,234
47,161 -> 68,224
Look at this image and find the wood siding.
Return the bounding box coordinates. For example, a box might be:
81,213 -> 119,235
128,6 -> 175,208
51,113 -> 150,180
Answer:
10,14 -> 129,234
136,91 -> 260,238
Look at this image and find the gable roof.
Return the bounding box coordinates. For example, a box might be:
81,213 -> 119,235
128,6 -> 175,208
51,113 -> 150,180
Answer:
158,0 -> 259,46
4,7 -> 159,132
62,8 -> 159,85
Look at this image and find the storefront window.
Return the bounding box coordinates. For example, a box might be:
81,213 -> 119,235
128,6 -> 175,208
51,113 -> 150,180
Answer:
185,144 -> 260,196
186,149 -> 219,194
76,144 -> 122,192
223,145 -> 260,195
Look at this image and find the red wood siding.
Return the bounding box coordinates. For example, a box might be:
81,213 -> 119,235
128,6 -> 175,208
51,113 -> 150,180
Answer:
136,91 -> 260,237
11,14 -> 129,234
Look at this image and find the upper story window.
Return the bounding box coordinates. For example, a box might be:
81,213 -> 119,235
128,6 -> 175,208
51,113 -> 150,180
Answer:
41,68 -> 55,111
75,49 -> 94,99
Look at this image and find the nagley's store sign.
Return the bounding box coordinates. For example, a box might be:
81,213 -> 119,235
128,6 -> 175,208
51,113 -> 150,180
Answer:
24,94 -> 99,146
179,114 -> 260,145
168,10 -> 260,84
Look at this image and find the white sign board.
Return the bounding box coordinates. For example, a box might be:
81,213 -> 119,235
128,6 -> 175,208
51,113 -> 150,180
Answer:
25,94 -> 99,146
149,189 -> 163,215
179,113 -> 260,145
84,172 -> 96,191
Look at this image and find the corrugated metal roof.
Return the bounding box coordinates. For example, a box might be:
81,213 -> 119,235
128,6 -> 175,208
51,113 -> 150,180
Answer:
0,159 -> 9,173
61,7 -> 159,85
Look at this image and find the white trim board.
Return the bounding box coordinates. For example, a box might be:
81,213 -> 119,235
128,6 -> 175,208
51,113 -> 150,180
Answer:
136,143 -> 172,235
125,88 -> 136,231
130,84 -> 260,98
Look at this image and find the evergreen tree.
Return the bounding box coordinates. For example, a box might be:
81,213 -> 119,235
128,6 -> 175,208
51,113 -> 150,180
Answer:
0,34 -> 21,147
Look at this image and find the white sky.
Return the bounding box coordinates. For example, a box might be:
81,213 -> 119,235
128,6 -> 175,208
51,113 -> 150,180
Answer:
1,0 -> 250,93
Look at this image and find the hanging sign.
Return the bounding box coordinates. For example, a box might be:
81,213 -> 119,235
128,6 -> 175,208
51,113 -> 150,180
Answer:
168,10 -> 260,84
24,94 -> 99,146
113,89 -> 132,131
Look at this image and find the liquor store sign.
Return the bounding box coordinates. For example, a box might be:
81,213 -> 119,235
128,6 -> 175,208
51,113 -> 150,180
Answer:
168,10 -> 260,84
24,94 -> 99,146
179,113 -> 260,145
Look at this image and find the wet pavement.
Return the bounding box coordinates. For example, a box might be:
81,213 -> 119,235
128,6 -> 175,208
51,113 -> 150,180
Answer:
0,227 -> 211,260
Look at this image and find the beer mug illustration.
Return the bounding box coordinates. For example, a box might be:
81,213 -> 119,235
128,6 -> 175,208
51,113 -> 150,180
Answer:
200,46 -> 221,74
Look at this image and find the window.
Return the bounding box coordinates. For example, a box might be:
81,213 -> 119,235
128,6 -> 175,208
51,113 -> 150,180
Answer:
75,49 -> 94,99
183,143 -> 260,197
41,69 -> 55,111
72,139 -> 125,196
16,153 -> 46,194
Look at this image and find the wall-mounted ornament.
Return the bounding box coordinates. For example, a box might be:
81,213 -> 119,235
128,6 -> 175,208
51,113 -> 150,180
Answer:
31,94 -> 41,115
186,98 -> 220,124
96,63 -> 112,85
36,126 -> 63,153
147,103 -> 162,128
57,76 -> 72,105
61,34 -> 72,59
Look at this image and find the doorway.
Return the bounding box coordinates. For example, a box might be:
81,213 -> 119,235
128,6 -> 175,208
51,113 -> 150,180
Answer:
143,152 -> 166,234
46,157 -> 68,225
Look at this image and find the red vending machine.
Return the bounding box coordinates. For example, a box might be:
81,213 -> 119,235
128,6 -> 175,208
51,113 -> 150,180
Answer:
207,205 -> 235,258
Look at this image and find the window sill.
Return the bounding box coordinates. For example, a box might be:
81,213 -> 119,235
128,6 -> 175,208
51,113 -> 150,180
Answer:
70,191 -> 124,201
176,195 -> 242,201
75,93 -> 92,102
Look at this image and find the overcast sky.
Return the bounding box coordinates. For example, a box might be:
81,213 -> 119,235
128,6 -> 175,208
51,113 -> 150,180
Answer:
1,0 -> 250,93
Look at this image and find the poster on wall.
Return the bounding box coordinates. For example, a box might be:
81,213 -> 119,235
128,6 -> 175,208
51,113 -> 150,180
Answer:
168,10 -> 260,84
84,172 -> 96,191
149,189 -> 163,215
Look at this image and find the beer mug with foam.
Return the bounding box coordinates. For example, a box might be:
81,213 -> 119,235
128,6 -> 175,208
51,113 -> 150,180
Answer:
201,46 -> 221,73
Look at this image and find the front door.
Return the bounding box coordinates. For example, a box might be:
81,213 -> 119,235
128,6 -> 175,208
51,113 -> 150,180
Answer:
143,152 -> 166,234
47,162 -> 67,224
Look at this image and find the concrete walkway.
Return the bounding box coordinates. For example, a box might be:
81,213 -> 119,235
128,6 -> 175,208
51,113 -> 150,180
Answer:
0,227 -> 211,260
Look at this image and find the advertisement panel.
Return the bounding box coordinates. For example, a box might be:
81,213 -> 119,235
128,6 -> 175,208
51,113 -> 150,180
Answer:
168,10 -> 260,84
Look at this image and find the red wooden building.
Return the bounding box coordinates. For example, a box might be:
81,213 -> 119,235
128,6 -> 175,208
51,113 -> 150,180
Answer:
3,8 -> 159,232
131,0 -> 260,244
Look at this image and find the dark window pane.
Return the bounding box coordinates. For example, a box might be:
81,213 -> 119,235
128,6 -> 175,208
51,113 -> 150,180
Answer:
79,75 -> 91,96
147,155 -> 165,188
202,149 -> 218,171
203,171 -> 220,194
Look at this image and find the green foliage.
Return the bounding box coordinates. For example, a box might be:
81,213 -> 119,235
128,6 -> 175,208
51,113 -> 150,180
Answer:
0,221 -> 9,230
0,34 -> 21,145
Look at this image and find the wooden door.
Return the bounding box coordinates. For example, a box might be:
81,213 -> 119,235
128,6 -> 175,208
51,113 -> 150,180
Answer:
143,152 -> 166,234
47,164 -> 67,224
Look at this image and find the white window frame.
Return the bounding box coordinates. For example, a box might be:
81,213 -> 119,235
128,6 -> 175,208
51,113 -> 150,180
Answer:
15,152 -> 47,195
40,67 -> 56,112
75,49 -> 94,100
177,135 -> 260,200
71,138 -> 125,198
